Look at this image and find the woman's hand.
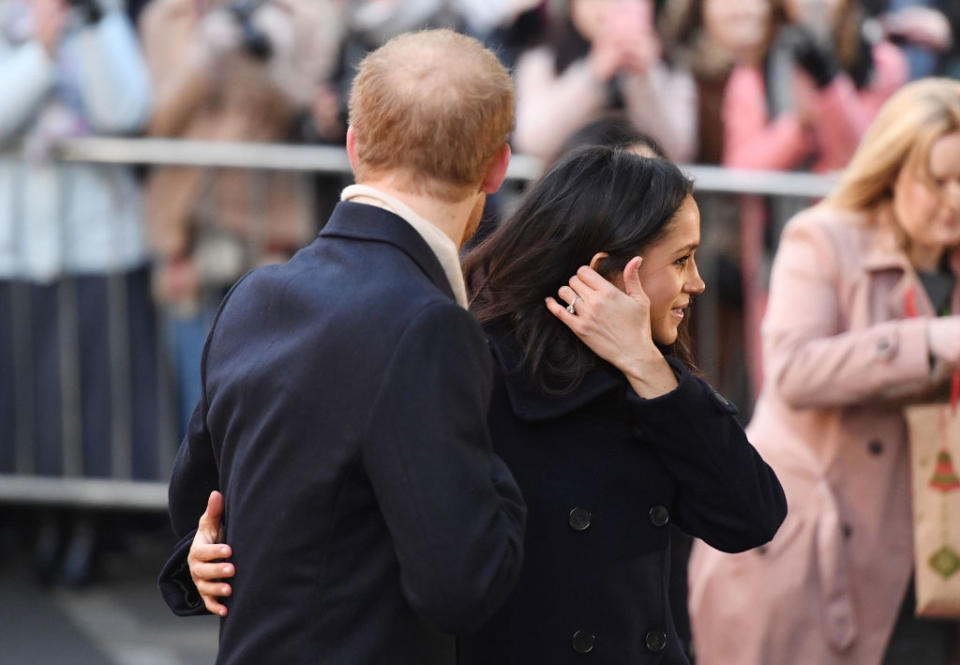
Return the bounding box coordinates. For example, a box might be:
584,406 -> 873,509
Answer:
545,257 -> 679,398
188,491 -> 235,617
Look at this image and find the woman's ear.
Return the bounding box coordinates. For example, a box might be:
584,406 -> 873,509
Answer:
588,252 -> 610,271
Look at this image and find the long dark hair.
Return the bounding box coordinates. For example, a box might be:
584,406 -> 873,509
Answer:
464,146 -> 695,394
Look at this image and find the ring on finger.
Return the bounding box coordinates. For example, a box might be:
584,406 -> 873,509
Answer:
566,296 -> 580,315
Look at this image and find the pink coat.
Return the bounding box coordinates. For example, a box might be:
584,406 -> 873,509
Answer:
722,42 -> 908,396
688,205 -> 960,665
722,41 -> 907,173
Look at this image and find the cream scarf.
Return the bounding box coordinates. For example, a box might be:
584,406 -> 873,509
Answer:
341,185 -> 468,308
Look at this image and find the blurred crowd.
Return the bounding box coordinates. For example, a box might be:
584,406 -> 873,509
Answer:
0,0 -> 958,588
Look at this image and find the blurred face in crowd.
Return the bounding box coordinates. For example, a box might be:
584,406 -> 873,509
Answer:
893,131 -> 960,271
570,0 -> 654,41
702,0 -> 771,57
783,0 -> 844,29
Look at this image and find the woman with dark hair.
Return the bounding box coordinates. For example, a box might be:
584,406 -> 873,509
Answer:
182,146 -> 786,663
512,0 -> 697,163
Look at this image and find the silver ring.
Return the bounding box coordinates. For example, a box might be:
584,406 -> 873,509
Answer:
566,297 -> 579,315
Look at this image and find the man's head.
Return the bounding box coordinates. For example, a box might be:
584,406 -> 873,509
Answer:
347,29 -> 514,204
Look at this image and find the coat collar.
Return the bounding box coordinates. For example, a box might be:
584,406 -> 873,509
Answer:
485,323 -> 628,422
319,201 -> 457,302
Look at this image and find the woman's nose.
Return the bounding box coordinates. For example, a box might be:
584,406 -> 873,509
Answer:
686,262 -> 706,294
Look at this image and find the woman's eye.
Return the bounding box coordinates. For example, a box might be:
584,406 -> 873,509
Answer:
675,255 -> 690,267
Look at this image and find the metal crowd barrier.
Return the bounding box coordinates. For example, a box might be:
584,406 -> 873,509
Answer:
0,138 -> 838,510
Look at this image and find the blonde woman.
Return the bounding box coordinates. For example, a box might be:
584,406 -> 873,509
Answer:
689,77 -> 960,665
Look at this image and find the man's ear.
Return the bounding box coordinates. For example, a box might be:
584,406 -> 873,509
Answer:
480,144 -> 512,195
589,252 -> 610,271
346,125 -> 360,174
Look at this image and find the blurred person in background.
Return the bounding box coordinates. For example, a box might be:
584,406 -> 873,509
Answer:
689,78 -> 960,665
863,0 -> 959,79
716,0 -> 909,395
512,0 -> 697,163
661,0 -> 751,166
723,0 -> 908,175
659,0 -> 758,410
0,0 -> 154,584
138,0 -> 342,435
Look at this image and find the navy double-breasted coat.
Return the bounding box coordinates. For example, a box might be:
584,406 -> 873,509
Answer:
459,326 -> 787,664
158,202 -> 527,665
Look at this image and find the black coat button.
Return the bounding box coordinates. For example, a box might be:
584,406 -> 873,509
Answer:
569,507 -> 592,532
572,630 -> 596,654
649,505 -> 670,527
868,439 -> 884,455
645,629 -> 667,652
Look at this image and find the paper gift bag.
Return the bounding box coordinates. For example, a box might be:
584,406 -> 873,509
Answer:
907,395 -> 960,617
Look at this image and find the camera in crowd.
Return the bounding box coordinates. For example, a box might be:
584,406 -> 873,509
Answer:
228,0 -> 273,60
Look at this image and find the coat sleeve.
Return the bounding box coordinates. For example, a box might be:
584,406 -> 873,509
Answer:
157,276 -> 248,616
71,12 -> 153,133
619,61 -> 699,163
0,39 -> 57,143
156,397 -> 220,616
763,214 -> 935,408
626,360 -> 787,553
811,42 -> 908,171
360,302 -> 526,634
512,48 -> 608,158
722,65 -> 810,170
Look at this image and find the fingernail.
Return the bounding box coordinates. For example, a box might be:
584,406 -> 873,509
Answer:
223,586 -> 230,594
222,565 -> 231,574
219,608 -> 227,616
220,546 -> 230,555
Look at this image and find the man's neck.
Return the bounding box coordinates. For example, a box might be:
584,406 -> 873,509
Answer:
352,179 -> 476,250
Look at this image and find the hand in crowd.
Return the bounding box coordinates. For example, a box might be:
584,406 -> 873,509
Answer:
928,316 -> 960,366
199,8 -> 246,59
789,25 -> 839,89
188,491 -> 234,617
882,6 -> 952,52
155,256 -> 200,306
32,0 -> 68,57
588,0 -> 660,81
546,257 -> 678,398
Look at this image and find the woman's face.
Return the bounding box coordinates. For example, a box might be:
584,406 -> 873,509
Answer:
702,0 -> 771,56
622,194 -> 706,345
892,131 -> 960,271
570,0 -> 652,42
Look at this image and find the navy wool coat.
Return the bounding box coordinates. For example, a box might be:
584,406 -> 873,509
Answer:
158,203 -> 527,665
459,326 -> 787,665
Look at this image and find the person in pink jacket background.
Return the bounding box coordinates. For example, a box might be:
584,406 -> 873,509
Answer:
689,78 -> 960,665
724,0 -> 908,173
721,0 -> 909,395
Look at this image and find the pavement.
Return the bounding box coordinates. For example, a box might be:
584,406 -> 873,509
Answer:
0,515 -> 219,665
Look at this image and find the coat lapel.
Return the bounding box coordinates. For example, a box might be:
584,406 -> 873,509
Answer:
319,202 -> 457,302
861,214 -> 935,319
